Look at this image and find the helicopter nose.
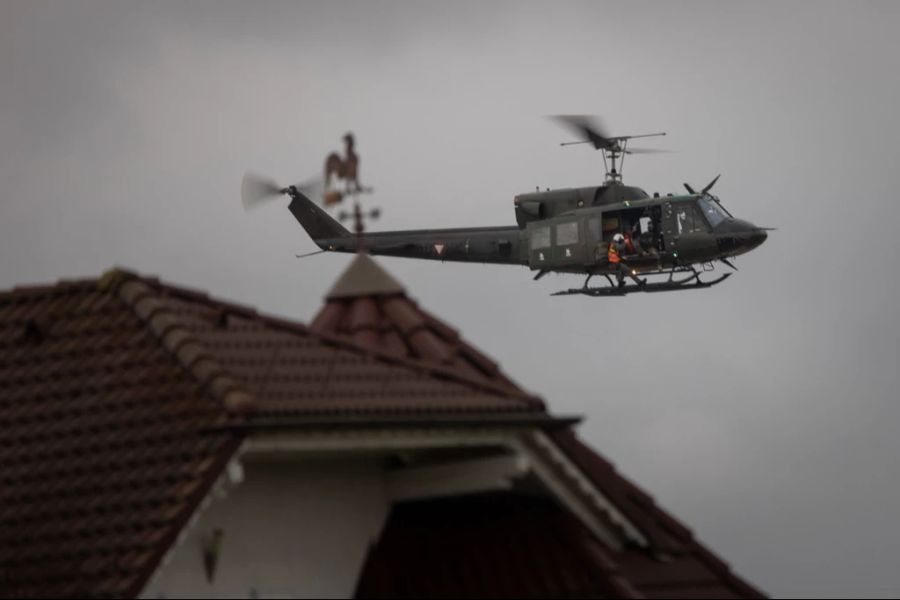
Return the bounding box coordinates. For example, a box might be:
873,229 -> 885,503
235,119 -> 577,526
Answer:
713,219 -> 768,254
749,227 -> 767,249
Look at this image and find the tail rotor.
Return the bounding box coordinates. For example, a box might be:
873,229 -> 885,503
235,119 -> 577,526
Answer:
241,172 -> 326,211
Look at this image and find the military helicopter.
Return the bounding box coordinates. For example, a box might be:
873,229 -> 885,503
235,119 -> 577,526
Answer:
242,117 -> 771,296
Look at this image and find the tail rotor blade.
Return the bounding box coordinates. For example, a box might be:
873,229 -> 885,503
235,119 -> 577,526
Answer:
241,172 -> 284,210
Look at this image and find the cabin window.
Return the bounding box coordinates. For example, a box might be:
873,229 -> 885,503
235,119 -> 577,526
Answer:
531,226 -> 551,250
555,222 -> 579,246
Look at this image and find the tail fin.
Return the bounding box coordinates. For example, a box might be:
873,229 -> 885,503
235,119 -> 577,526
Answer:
287,190 -> 350,245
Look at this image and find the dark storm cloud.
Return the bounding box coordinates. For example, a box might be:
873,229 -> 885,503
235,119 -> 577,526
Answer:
2,1 -> 899,597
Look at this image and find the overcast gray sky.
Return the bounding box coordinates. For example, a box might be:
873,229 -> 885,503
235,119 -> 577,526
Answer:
3,1 -> 900,596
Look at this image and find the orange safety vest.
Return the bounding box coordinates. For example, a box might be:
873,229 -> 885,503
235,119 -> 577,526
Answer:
608,243 -> 621,263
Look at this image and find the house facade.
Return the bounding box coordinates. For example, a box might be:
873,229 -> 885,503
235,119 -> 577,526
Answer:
0,257 -> 764,598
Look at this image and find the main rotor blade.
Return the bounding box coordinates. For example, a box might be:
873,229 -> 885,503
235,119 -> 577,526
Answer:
702,174 -> 721,194
550,114 -> 612,150
624,147 -> 673,155
241,172 -> 284,210
613,132 -> 666,142
683,183 -> 697,194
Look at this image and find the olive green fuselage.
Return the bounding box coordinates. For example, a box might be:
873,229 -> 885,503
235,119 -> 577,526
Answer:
304,185 -> 767,276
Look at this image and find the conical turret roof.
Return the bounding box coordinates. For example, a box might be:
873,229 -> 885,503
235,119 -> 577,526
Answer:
311,254 -> 523,393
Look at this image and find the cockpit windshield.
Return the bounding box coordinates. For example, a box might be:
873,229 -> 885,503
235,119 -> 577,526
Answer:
698,196 -> 731,228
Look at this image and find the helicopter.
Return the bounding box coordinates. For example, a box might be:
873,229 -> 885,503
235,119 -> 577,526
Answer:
242,117 -> 771,296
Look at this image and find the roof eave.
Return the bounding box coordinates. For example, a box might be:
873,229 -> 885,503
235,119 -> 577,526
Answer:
204,412 -> 582,433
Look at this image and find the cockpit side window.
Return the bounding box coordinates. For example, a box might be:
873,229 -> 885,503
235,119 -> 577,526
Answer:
698,196 -> 729,228
675,202 -> 710,234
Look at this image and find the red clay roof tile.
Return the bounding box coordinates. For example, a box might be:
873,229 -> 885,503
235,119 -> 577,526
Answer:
310,255 -> 524,393
347,296 -> 380,331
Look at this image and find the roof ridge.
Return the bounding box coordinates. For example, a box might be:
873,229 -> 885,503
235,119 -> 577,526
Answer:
0,278 -> 99,303
99,267 -> 267,324
98,268 -> 256,414
94,267 -> 546,408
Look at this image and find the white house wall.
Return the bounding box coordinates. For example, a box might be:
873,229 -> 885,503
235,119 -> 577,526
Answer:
142,457 -> 389,599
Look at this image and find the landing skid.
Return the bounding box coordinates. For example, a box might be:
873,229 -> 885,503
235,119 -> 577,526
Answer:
551,272 -> 732,297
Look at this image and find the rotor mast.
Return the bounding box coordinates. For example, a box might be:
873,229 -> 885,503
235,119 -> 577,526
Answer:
555,116 -> 665,185
603,143 -> 625,185
594,133 -> 666,185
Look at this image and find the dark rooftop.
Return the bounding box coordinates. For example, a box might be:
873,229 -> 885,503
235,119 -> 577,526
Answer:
0,263 -> 764,599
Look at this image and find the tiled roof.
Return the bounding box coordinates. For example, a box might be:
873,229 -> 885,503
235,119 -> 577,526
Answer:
0,268 -> 545,598
107,267 -> 545,419
0,277 -> 240,598
311,254 -> 523,393
0,263 -> 764,599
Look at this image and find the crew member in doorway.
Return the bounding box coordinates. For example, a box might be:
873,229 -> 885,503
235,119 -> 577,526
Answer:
608,233 -> 646,289
608,233 -> 625,263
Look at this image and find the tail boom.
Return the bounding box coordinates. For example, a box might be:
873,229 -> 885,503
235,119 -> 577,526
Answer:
317,226 -> 524,265
287,189 -> 523,264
